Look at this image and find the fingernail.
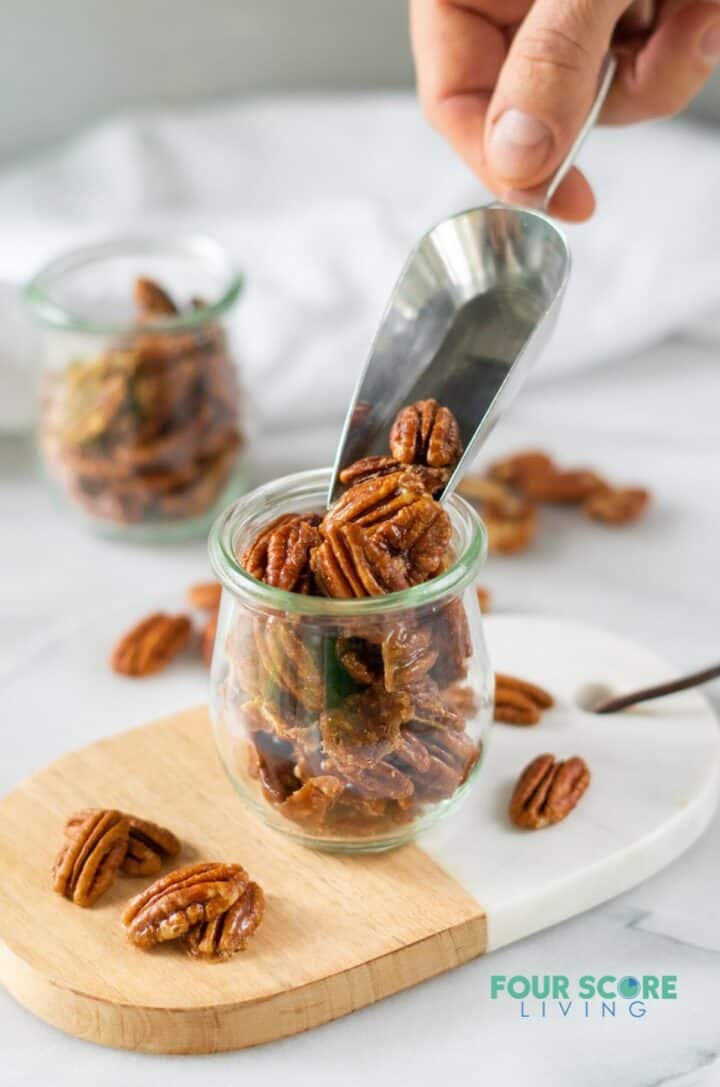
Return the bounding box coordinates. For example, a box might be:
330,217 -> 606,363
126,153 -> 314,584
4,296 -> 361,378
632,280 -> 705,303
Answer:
700,20 -> 720,59
488,110 -> 553,181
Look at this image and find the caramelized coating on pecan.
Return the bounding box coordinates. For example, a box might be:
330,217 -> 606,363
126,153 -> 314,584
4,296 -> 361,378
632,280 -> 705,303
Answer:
321,472 -> 427,534
254,616 -> 324,712
490,450 -> 603,504
248,728 -> 301,804
509,754 -> 590,829
240,513 -> 321,592
336,636 -> 382,685
134,277 -> 179,319
494,673 -> 554,726
121,815 -> 182,877
52,809 -> 129,907
186,580 -> 222,611
340,456 -> 450,498
186,880 -> 265,961
123,862 -> 248,949
389,399 -> 463,468
111,613 -> 191,677
583,485 -> 650,525
320,686 -> 413,767
382,624 -> 438,691
278,776 -> 345,828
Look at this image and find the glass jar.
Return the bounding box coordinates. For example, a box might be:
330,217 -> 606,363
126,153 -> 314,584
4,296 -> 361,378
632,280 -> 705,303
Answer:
26,236 -> 245,541
208,468 -> 493,853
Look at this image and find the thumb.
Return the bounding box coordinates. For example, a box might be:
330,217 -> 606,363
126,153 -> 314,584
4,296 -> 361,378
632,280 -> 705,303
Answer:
484,0 -> 625,192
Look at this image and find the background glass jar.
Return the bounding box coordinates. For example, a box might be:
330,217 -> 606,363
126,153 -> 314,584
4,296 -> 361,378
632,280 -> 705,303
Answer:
209,468 -> 493,853
26,236 -> 244,541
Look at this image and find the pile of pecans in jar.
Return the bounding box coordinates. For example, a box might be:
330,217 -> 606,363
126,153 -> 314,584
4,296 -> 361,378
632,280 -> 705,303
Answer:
223,400 -> 485,840
40,278 -> 242,527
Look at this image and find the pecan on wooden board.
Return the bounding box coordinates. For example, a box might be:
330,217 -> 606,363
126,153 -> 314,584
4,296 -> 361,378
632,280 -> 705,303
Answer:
111,612 -> 192,677
65,808 -> 181,878
52,809 -> 129,907
494,673 -> 554,726
509,754 -> 590,829
185,880 -> 265,961
123,862 -> 248,949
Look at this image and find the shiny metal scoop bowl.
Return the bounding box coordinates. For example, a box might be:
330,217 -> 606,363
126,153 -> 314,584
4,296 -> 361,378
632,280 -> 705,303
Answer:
328,56 -> 616,506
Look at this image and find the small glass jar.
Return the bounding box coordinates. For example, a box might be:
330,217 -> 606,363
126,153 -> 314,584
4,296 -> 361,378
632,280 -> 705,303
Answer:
26,236 -> 245,541
209,468 -> 493,853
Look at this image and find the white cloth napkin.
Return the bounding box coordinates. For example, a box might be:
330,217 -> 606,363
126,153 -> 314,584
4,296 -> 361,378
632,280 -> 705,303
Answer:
1,94 -> 719,436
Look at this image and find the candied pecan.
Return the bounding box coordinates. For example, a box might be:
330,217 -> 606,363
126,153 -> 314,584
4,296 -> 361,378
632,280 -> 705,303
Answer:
247,729 -> 301,804
254,617 -> 324,712
186,881 -> 265,961
186,580 -> 222,610
393,735 -> 463,803
459,476 -> 538,555
340,456 -> 450,498
429,599 -> 471,685
240,513 -> 321,592
321,472 -> 425,534
336,636 -> 382,685
65,808 -> 181,878
582,485 -> 650,525
389,399 -> 463,468
509,754 -> 590,829
111,613 -> 191,677
330,760 -> 415,801
200,611 -> 217,667
489,450 -> 604,504
134,277 -> 179,319
408,677 -> 464,731
52,809 -> 129,907
494,673 -> 554,725
123,862 -> 248,949
382,624 -> 437,691
440,683 -> 477,718
370,495 -> 451,583
278,775 -> 345,828
320,686 -> 412,767
311,525 -> 405,597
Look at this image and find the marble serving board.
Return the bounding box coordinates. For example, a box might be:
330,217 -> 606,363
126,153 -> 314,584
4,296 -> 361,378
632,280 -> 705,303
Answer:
0,616 -> 716,1054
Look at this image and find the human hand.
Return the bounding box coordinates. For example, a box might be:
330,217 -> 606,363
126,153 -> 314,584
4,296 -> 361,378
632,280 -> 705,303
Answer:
411,0 -> 720,220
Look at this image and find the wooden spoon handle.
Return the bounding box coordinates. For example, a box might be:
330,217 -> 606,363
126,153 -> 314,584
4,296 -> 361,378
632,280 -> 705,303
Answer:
593,662 -> 720,714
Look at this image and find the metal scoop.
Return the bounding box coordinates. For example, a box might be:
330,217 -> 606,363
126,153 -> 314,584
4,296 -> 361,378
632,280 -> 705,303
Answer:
328,55 -> 616,506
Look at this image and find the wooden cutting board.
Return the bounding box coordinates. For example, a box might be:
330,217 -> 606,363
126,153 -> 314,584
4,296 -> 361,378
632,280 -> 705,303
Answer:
0,617 -> 717,1054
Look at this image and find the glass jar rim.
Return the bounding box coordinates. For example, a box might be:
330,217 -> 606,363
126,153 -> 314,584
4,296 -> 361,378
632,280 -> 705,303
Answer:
23,234 -> 243,334
208,467 -> 487,617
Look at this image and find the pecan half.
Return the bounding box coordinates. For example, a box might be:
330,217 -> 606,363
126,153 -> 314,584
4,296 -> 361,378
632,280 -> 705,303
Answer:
489,450 -> 603,504
311,524 -> 409,597
320,685 -> 412,767
336,636 -> 382,685
583,485 -> 650,525
111,613 -> 191,677
248,729 -> 301,804
254,616 -> 324,712
121,815 -> 182,877
389,399 -> 463,468
240,513 -> 321,592
52,809 -> 129,907
382,624 -> 438,691
459,476 -> 538,554
65,808 -> 181,878
339,456 -> 450,498
509,754 -> 590,829
277,775 -> 345,827
123,862 -> 248,949
134,277 -> 179,319
186,881 -> 265,961
186,580 -> 222,610
494,673 -> 554,725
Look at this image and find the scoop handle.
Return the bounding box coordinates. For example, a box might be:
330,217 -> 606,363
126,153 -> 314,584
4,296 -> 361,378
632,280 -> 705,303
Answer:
544,52 -> 617,211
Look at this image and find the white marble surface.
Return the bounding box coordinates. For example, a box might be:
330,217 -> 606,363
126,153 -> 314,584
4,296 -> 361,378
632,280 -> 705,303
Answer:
2,327 -> 720,1085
